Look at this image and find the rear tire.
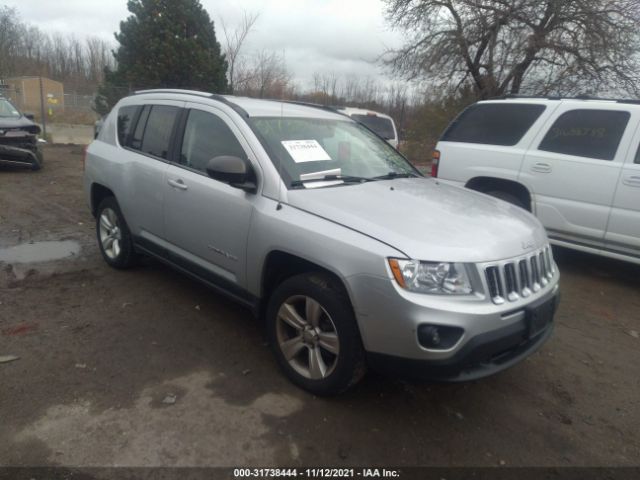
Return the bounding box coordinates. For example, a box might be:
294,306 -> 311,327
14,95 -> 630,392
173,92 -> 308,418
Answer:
266,272 -> 366,395
485,190 -> 527,210
96,197 -> 137,269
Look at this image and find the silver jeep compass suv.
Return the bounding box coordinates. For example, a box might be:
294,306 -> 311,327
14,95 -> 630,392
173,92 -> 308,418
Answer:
84,89 -> 560,395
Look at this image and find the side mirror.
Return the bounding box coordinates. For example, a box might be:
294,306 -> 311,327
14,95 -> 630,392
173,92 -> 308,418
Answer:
206,155 -> 257,193
24,112 -> 35,121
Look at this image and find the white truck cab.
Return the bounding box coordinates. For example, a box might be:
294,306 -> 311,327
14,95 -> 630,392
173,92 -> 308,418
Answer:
338,107 -> 399,149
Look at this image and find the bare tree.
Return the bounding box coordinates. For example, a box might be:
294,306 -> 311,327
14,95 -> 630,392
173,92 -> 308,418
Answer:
253,50 -> 291,98
86,37 -> 114,84
233,50 -> 291,98
219,11 -> 260,93
0,7 -> 115,93
384,0 -> 640,98
0,6 -> 21,76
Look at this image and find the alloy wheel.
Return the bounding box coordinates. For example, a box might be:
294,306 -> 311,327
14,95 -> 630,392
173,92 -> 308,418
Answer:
275,295 -> 340,380
99,208 -> 122,260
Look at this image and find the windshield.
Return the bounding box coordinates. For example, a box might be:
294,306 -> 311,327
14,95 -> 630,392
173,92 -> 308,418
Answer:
251,117 -> 416,189
350,114 -> 395,140
0,98 -> 21,118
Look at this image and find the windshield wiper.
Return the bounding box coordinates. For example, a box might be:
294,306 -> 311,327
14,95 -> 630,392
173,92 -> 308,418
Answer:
290,175 -> 374,188
370,171 -> 421,180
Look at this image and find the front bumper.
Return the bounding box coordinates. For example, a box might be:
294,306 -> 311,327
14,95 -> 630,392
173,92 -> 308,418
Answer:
348,268 -> 560,381
367,301 -> 556,381
0,138 -> 42,168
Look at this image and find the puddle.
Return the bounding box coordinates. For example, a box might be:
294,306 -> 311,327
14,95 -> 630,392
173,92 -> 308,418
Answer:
0,241 -> 81,264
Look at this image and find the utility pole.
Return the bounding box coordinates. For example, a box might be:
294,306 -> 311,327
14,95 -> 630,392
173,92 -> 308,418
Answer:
39,75 -> 47,138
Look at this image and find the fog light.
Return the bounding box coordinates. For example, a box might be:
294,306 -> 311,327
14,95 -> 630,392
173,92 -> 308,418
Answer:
418,324 -> 464,350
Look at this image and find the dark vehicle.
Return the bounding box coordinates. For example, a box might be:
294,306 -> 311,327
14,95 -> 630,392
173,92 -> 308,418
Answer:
0,96 -> 44,171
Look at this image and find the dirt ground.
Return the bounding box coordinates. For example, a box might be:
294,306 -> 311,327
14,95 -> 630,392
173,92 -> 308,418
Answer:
1,146 -> 639,468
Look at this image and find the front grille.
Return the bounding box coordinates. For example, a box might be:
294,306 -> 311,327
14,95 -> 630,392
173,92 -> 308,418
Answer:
0,134 -> 37,151
484,246 -> 555,304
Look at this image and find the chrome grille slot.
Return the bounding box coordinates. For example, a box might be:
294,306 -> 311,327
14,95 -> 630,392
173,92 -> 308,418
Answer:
530,255 -> 541,291
483,245 -> 555,304
519,259 -> 531,293
545,247 -> 554,277
485,266 -> 504,304
539,252 -> 548,285
504,263 -> 519,301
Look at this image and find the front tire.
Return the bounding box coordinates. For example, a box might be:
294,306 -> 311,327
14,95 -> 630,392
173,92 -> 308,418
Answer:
266,272 -> 366,395
96,197 -> 137,269
30,151 -> 43,171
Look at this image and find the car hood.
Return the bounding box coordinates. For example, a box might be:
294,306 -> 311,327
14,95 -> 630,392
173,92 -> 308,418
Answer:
286,177 -> 548,262
0,115 -> 40,134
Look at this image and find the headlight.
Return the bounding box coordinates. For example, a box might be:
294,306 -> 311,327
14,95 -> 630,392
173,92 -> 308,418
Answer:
388,259 -> 473,295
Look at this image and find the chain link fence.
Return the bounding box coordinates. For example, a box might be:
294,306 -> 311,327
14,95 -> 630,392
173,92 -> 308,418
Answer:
1,85 -> 99,125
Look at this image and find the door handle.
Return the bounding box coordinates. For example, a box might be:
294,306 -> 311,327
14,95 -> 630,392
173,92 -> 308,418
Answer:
168,178 -> 188,190
531,162 -> 552,173
622,175 -> 640,187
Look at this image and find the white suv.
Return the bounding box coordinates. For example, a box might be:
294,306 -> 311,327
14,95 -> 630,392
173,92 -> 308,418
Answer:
434,97 -> 640,265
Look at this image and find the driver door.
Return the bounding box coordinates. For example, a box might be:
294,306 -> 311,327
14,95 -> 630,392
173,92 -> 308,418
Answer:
163,104 -> 256,290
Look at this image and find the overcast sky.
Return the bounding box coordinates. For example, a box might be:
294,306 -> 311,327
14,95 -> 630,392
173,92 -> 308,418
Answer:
3,0 -> 403,89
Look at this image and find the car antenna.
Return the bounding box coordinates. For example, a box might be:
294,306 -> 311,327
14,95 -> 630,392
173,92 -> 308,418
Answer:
276,101 -> 284,211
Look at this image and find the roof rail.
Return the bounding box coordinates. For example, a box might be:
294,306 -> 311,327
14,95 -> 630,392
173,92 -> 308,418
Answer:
133,88 -> 212,98
209,94 -> 249,118
131,89 -> 249,117
494,93 -> 640,105
280,100 -> 350,117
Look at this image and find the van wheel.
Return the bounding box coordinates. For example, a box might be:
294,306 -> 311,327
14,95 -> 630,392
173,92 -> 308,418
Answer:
266,273 -> 366,395
96,197 -> 137,269
486,190 -> 526,210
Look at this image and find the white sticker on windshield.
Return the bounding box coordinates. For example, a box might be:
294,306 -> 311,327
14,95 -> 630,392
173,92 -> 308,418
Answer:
281,140 -> 331,163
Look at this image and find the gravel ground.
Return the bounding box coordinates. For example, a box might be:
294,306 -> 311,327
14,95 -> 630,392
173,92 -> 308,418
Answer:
1,146 -> 639,468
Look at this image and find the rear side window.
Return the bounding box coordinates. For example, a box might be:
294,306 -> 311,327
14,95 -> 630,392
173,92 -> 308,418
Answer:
539,109 -> 630,161
636,144 -> 640,164
130,105 -> 150,150
140,105 -> 180,159
117,105 -> 138,146
441,103 -> 546,146
351,114 -> 395,140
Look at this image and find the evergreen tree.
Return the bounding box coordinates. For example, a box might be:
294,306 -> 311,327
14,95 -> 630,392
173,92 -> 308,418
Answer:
96,0 -> 227,112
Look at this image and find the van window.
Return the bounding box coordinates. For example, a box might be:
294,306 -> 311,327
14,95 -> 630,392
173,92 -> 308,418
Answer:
117,105 -> 138,146
351,114 -> 395,140
441,103 -> 545,146
179,109 -> 246,173
140,105 -> 180,159
539,109 -> 630,161
634,143 -> 640,164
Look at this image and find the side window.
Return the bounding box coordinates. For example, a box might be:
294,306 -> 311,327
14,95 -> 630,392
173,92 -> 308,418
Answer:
538,109 -> 630,161
140,105 -> 180,159
130,105 -> 150,151
440,103 -> 546,146
179,109 -> 247,173
635,143 -> 640,164
117,105 -> 138,146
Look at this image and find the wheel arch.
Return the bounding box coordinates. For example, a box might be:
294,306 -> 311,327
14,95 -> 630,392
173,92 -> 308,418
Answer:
259,250 -> 356,319
465,176 -> 532,211
90,183 -> 115,217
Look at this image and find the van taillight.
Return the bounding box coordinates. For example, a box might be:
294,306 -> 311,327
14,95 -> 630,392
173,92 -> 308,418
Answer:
431,150 -> 440,177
